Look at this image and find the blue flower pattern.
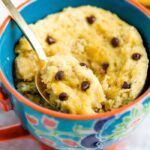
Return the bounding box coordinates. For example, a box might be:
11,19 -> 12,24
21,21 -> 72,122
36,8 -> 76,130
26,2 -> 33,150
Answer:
24,99 -> 150,150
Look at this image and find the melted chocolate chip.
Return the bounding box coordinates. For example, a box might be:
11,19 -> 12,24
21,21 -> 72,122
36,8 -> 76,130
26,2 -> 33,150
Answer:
81,81 -> 90,91
94,107 -> 100,113
111,37 -> 120,48
55,71 -> 64,81
101,103 -> 107,112
86,15 -> 96,24
101,63 -> 109,73
46,36 -> 56,45
80,62 -> 88,68
59,92 -> 68,101
122,82 -> 131,89
132,53 -> 141,60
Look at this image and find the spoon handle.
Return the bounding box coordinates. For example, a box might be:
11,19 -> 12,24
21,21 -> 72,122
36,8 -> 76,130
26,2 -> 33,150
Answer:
1,0 -> 47,62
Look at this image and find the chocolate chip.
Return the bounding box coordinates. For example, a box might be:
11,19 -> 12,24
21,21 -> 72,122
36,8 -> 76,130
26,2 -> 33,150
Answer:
59,92 -> 68,101
101,103 -> 107,112
81,81 -> 90,91
80,62 -> 88,68
55,71 -> 64,81
46,36 -> 56,45
132,53 -> 141,60
101,63 -> 109,73
94,107 -> 100,113
86,15 -> 96,24
111,37 -> 120,48
122,82 -> 131,89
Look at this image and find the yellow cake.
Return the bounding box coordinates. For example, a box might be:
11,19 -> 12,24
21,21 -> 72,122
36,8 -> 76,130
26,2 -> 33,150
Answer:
14,6 -> 149,114
136,0 -> 150,6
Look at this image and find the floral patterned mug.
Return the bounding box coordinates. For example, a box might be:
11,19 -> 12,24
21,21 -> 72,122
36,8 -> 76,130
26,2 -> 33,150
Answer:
0,0 -> 150,149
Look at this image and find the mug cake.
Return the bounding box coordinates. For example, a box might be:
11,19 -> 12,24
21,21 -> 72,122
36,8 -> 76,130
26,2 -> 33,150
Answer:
14,6 -> 149,114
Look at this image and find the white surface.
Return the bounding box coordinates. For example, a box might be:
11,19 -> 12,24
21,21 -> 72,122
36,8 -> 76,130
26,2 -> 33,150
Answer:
0,0 -> 150,150
0,0 -> 25,25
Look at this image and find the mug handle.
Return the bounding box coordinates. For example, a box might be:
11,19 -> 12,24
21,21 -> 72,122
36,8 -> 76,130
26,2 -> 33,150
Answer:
0,87 -> 54,150
0,86 -> 30,142
0,87 -> 13,112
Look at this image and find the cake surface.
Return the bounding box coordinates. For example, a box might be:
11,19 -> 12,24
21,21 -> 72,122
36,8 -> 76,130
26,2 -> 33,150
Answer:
14,6 -> 149,114
136,0 -> 150,6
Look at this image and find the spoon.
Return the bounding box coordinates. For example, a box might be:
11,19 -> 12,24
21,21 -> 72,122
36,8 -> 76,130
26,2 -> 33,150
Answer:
2,0 -> 50,104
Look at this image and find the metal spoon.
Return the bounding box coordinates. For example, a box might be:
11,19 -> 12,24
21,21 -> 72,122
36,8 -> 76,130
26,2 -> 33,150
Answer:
2,0 -> 50,104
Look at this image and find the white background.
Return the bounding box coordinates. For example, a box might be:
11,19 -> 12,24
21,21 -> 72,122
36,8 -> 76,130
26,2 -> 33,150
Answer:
0,0 -> 150,149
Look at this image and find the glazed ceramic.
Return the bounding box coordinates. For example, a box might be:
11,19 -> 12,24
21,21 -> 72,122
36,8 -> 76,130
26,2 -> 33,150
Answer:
0,0 -> 150,149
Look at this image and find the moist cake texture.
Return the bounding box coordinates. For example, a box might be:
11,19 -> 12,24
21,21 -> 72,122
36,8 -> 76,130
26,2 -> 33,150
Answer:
136,0 -> 150,6
14,6 -> 149,114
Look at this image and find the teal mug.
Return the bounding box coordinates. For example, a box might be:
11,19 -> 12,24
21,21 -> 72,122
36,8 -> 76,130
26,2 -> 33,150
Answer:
0,0 -> 150,149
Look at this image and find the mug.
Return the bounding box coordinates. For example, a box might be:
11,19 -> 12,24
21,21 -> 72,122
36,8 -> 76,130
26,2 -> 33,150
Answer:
0,0 -> 150,149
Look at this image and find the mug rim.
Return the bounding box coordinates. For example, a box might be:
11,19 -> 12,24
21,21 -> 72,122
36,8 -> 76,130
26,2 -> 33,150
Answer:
0,0 -> 150,120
